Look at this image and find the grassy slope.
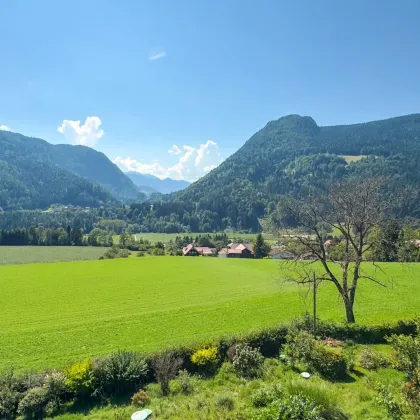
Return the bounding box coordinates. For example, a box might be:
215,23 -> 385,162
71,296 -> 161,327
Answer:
0,246 -> 106,265
0,258 -> 419,370
52,346 -> 412,420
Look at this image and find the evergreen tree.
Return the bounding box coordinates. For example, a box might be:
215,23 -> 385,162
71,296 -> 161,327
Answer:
253,233 -> 270,259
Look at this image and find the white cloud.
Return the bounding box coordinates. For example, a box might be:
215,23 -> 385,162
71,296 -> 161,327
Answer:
0,125 -> 11,131
148,49 -> 166,61
114,140 -> 222,182
57,116 -> 104,147
168,144 -> 182,155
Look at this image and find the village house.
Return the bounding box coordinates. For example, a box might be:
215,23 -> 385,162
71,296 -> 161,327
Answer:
182,244 -> 216,256
182,244 -> 200,256
218,243 -> 254,258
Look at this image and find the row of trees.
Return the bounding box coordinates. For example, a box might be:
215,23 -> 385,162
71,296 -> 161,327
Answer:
0,227 -> 84,246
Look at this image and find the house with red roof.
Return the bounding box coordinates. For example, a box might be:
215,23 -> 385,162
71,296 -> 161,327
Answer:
218,243 -> 254,258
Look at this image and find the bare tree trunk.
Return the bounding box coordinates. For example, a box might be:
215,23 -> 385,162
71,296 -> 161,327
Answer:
343,294 -> 356,323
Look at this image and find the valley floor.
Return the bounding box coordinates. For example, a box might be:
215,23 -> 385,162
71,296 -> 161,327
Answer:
0,257 -> 418,371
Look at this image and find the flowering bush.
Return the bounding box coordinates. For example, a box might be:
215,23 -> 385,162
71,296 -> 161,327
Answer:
131,389 -> 151,407
232,343 -> 264,379
191,346 -> 219,374
64,360 -> 94,397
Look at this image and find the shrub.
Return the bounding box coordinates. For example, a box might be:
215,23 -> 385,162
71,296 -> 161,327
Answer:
136,251 -> 145,257
388,333 -> 420,375
191,346 -> 219,375
215,393 -> 235,411
311,347 -> 348,381
232,343 -> 264,379
64,360 -> 94,397
375,383 -> 404,420
283,330 -> 347,380
403,368 -> 420,417
152,351 -> 183,396
177,369 -> 194,395
43,370 -> 67,410
17,387 -> 48,419
0,369 -> 21,419
251,384 -> 283,407
359,348 -> 388,370
93,351 -> 148,398
277,393 -> 323,419
130,389 -> 151,407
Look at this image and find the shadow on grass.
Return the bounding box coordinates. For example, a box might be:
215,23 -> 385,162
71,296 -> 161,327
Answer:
62,393 -> 132,416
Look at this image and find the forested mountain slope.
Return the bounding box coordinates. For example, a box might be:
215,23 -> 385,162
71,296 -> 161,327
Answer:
175,114 -> 420,231
0,131 -> 143,207
0,131 -> 120,210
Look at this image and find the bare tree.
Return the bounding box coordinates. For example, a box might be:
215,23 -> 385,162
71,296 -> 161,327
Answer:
276,178 -> 387,323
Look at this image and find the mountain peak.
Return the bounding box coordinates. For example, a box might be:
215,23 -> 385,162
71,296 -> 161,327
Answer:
269,114 -> 319,135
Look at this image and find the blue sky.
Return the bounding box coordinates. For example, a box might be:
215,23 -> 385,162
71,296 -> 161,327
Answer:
0,0 -> 419,181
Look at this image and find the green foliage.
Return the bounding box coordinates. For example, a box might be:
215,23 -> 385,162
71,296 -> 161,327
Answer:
359,348 -> 388,370
191,347 -> 219,374
130,389 -> 151,407
0,370 -> 20,419
388,332 -> 420,375
251,384 -> 283,407
374,383 -> 404,420
403,368 -> 420,417
64,360 -> 94,397
43,370 -> 67,410
254,233 -> 271,259
100,246 -> 131,260
93,351 -> 148,398
176,369 -> 194,395
232,343 -> 264,378
215,392 -> 235,411
17,387 -> 48,419
284,330 -> 347,380
277,393 -> 323,419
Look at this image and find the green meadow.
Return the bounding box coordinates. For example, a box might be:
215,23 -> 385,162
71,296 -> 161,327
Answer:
0,246 -> 106,265
0,257 -> 418,371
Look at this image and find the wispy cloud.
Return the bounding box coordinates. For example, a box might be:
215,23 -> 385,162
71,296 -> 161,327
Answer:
0,125 -> 11,131
148,48 -> 166,61
114,140 -> 222,182
168,144 -> 182,155
57,116 -> 104,147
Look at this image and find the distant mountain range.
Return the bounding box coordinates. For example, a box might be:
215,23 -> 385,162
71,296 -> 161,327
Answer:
0,130 -> 190,211
126,172 -> 190,195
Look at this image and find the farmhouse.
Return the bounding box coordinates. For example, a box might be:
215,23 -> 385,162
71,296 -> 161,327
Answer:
218,243 -> 254,258
269,249 -> 294,260
182,244 -> 216,256
195,246 -> 217,256
182,244 -> 200,256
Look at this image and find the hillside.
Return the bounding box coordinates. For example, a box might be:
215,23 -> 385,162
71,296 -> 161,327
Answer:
174,114 -> 420,231
0,131 -> 120,210
126,171 -> 190,194
0,131 -> 144,209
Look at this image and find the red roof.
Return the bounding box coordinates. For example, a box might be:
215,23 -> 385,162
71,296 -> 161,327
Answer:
182,244 -> 195,255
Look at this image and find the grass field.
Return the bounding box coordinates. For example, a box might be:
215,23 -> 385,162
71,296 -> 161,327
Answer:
339,154 -> 367,164
0,257 -> 419,371
0,246 -> 106,265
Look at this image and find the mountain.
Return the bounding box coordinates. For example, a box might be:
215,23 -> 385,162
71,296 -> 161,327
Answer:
174,114 -> 420,231
126,171 -> 190,194
0,131 -> 119,210
0,131 -> 144,208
